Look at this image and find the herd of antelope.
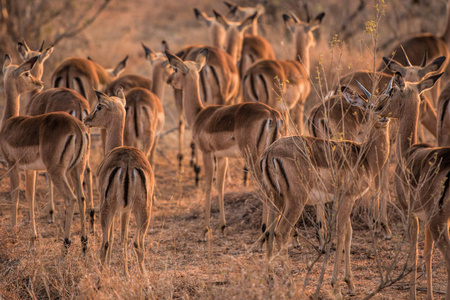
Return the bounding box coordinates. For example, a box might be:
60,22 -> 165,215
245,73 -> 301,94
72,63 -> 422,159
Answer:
1,1 -> 450,299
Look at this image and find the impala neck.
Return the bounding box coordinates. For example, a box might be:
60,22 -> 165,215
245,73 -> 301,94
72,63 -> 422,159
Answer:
249,20 -> 258,35
183,74 -> 204,128
364,122 -> 390,176
396,100 -> 420,159
2,81 -> 20,127
294,34 -> 311,75
105,114 -> 125,153
442,1 -> 450,43
226,27 -> 242,63
151,65 -> 167,101
211,23 -> 226,49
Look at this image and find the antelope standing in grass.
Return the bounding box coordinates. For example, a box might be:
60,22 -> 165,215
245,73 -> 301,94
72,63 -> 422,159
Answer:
18,42 -> 95,232
84,88 -> 154,276
1,55 -> 90,251
307,52 -> 446,242
243,12 -> 324,134
379,1 -> 450,104
172,43 -> 239,184
374,71 -> 449,300
52,55 -> 128,108
261,85 -> 391,299
437,80 -> 450,147
165,48 -> 284,240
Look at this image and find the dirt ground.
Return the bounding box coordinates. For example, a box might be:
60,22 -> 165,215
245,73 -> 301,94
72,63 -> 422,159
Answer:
0,0 -> 449,299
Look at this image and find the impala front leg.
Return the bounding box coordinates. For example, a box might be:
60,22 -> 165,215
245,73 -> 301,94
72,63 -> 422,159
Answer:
10,165 -> 20,227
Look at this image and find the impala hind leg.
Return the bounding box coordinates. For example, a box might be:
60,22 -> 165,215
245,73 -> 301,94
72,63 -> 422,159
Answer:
134,202 -> 151,275
121,211 -> 131,277
85,163 -> 95,234
71,168 -> 87,253
428,219 -> 450,300
216,157 -> 228,235
202,152 -> 214,241
100,207 -> 115,267
25,170 -> 37,244
49,173 -> 81,250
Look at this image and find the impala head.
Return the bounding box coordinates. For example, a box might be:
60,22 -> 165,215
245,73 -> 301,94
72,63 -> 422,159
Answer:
342,85 -> 390,131
213,9 -> 257,61
382,47 -> 446,82
3,54 -> 44,94
282,11 -> 325,49
84,87 -> 126,129
373,72 -> 443,119
165,49 -> 208,90
142,41 -> 172,80
17,40 -> 54,80
223,1 -> 265,20
193,8 -> 227,49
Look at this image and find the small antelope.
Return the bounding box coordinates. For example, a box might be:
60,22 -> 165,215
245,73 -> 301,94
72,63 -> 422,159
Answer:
84,89 -> 154,276
437,80 -> 450,146
165,48 -> 284,240
52,55 -> 128,108
123,87 -> 165,166
307,52 -> 446,242
260,85 -> 391,298
25,88 -> 94,229
105,74 -> 152,96
243,12 -> 324,134
379,1 -> 450,104
374,71 -> 449,300
1,55 -> 90,251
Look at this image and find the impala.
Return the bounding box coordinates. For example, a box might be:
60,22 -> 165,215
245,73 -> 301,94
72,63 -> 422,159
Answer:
25,87 -> 94,231
17,40 -> 54,113
18,42 -> 94,231
172,42 -> 239,184
223,0 -> 265,36
52,55 -> 128,108
105,74 -> 152,96
165,48 -> 284,240
122,87 -> 164,166
194,8 -> 227,50
84,88 -> 154,276
307,53 -> 446,242
243,12 -> 325,135
438,80 -> 450,146
374,71 -> 449,300
379,1 -> 450,104
1,55 -> 90,251
261,85 -> 391,299
196,8 -> 276,83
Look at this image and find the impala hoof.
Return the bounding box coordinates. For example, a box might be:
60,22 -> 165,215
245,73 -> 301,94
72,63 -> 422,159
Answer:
220,224 -> 227,236
202,226 -> 212,242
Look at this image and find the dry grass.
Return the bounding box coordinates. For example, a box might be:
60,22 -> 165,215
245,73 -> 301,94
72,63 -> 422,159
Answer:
0,0 -> 449,299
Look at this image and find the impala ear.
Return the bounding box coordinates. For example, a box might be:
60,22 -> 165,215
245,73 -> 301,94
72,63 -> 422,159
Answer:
3,54 -> 12,74
39,45 -> 54,63
112,55 -> 128,77
165,50 -> 189,74
422,56 -> 447,75
17,42 -> 30,60
341,86 -> 367,109
313,12 -> 325,24
115,86 -> 126,107
161,40 -> 169,52
14,56 -> 38,76
239,11 -> 257,32
382,57 -> 406,76
416,72 -> 444,95
142,42 -> 154,60
195,48 -> 208,72
282,14 -> 296,32
213,9 -> 229,30
94,90 -> 111,109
